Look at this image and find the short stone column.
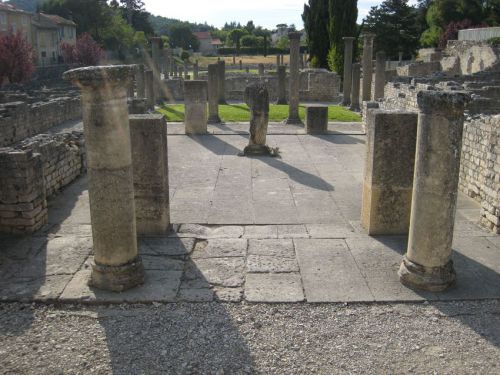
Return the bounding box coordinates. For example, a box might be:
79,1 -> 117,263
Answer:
374,51 -> 386,100
258,63 -> 265,76
342,37 -> 355,106
129,114 -> 170,235
63,65 -> 144,291
193,60 -> 199,79
350,63 -> 361,112
151,37 -> 162,100
217,60 -> 227,104
207,64 -> 221,124
184,80 -> 208,134
305,105 -> 328,134
361,110 -> 418,235
242,83 -> 272,155
145,70 -> 155,110
361,33 -> 375,102
135,64 -> 145,99
276,65 -> 287,105
286,32 -> 302,125
399,91 -> 471,292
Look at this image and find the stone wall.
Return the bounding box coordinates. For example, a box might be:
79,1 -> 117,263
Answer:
0,97 -> 82,147
0,131 -> 86,234
442,40 -> 500,76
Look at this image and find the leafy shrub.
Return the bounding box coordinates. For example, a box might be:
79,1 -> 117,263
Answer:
61,33 -> 103,66
0,30 -> 35,84
438,20 -> 487,49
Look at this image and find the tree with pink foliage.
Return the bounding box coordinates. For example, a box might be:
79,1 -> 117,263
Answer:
61,33 -> 104,67
0,30 -> 35,85
438,20 -> 487,49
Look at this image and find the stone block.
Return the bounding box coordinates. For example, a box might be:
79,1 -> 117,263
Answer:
305,105 -> 328,134
183,80 -> 208,134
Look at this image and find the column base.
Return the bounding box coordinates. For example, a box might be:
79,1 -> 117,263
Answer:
239,144 -> 279,157
218,100 -> 228,105
276,99 -> 288,105
398,256 -> 456,292
349,104 -> 360,112
285,116 -> 303,125
207,115 -> 222,124
342,99 -> 351,106
90,256 -> 145,292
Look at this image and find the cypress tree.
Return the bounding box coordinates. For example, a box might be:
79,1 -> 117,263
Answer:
302,0 -> 330,69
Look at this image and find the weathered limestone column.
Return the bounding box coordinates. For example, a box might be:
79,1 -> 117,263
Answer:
239,60 -> 243,70
233,54 -> 236,65
207,64 -> 221,124
398,52 -> 403,66
193,60 -> 199,79
276,65 -> 287,105
286,32 -> 302,125
305,105 -> 328,134
276,55 -> 280,67
242,83 -> 272,155
374,51 -> 386,100
361,33 -> 375,102
129,114 -> 170,235
361,110 -> 418,235
399,91 -> 471,292
217,60 -> 227,104
145,70 -> 155,110
151,37 -> 162,100
63,65 -> 144,291
184,80 -> 208,134
350,63 -> 361,112
342,37 -> 355,106
258,63 -> 265,76
135,64 -> 145,99
174,64 -> 178,78
184,62 -> 188,79
280,54 -> 284,65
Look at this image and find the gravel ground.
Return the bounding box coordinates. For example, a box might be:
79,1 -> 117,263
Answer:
1,301 -> 499,375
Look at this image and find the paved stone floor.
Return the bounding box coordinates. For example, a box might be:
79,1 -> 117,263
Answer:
0,122 -> 499,304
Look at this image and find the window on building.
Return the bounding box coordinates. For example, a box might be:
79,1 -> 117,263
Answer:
0,12 -> 6,24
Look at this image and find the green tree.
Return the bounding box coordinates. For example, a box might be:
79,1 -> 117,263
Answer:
170,24 -> 200,50
276,35 -> 290,49
302,0 -> 330,69
228,28 -> 247,55
364,0 -> 420,60
327,0 -> 358,76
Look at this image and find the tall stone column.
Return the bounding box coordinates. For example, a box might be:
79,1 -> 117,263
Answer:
342,37 -> 355,106
217,60 -> 227,104
151,37 -> 162,101
374,51 -> 386,100
239,60 -> 243,70
398,52 -> 404,66
258,63 -> 265,76
184,80 -> 208,134
63,65 -> 144,291
135,64 -> 145,99
207,64 -> 221,124
286,31 -> 302,125
276,65 -> 287,105
399,91 -> 471,292
145,70 -> 155,110
242,83 -> 271,156
350,63 -> 361,111
193,60 -> 199,79
184,62 -> 188,79
361,33 -> 375,102
276,55 -> 280,67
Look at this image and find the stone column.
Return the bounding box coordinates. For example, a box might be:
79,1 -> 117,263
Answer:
361,33 -> 375,102
276,65 -> 287,105
399,91 -> 471,292
129,114 -> 170,235
174,64 -> 178,78
169,51 -> 175,77
374,51 -> 386,100
280,54 -> 284,65
63,65 -> 144,292
350,63 -> 361,112
398,52 -> 404,66
163,49 -> 169,77
286,32 -> 302,125
361,110 -> 418,235
184,62 -> 188,79
233,54 -> 236,65
342,37 -> 355,106
193,60 -> 199,79
217,60 -> 227,104
145,70 -> 155,110
151,37 -> 162,100
242,83 -> 271,155
239,60 -> 243,70
276,55 -> 280,67
258,63 -> 265,76
135,64 -> 145,99
184,80 -> 208,134
207,64 -> 221,124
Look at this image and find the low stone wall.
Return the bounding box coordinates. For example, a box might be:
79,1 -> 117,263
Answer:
0,97 -> 82,147
396,61 -> 441,77
442,40 -> 500,76
0,131 -> 86,234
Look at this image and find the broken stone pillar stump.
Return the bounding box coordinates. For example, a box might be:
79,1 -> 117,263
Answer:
305,105 -> 328,135
361,33 -> 375,102
342,37 -> 355,106
399,91 -> 471,292
350,63 -> 361,112
129,114 -> 170,235
217,60 -> 227,105
135,64 -> 145,99
286,32 -> 302,125
145,70 -> 155,110
276,65 -> 287,105
207,64 -> 221,124
63,65 -> 144,292
258,63 -> 265,76
184,80 -> 208,134
374,51 -> 386,101
361,110 -> 418,235
242,83 -> 272,156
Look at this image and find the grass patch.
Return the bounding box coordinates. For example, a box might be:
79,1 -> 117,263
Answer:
157,104 -> 362,123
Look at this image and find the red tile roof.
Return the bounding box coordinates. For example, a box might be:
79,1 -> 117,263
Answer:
40,13 -> 76,26
193,31 -> 212,40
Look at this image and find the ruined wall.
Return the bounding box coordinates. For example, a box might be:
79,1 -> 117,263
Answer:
0,131 -> 86,234
0,97 -> 82,147
442,40 -> 500,76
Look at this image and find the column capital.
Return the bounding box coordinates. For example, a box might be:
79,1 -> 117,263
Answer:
63,65 -> 134,89
417,91 -> 471,115
343,36 -> 356,42
361,33 -> 376,41
288,31 -> 302,40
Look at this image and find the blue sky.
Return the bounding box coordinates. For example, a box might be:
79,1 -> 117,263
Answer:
143,0 -> 419,29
